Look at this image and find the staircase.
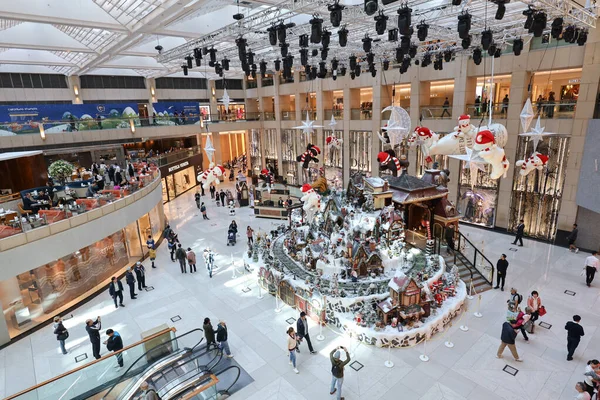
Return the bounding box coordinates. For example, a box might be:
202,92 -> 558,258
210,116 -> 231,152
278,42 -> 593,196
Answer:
441,249 -> 493,294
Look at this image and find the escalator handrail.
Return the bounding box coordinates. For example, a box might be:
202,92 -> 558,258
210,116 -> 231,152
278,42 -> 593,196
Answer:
213,365 -> 242,395
102,327 -> 204,399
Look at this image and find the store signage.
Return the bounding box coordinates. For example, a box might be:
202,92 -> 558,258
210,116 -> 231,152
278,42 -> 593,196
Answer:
168,161 -> 189,173
568,79 -> 580,84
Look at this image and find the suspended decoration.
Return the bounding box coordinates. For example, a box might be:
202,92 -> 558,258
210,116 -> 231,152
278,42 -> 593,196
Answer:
519,98 -> 535,132
260,168 -> 275,192
297,144 -> 321,183
518,116 -> 560,151
293,111 -> 324,135
429,114 -> 476,158
472,129 -> 509,179
325,135 -> 343,150
448,147 -> 487,189
515,151 -> 550,176
197,164 -> 225,189
381,105 -> 411,146
411,126 -> 439,164
219,88 -> 231,109
300,183 -> 321,222
328,114 -> 337,127
377,151 -> 406,177
203,134 -> 216,163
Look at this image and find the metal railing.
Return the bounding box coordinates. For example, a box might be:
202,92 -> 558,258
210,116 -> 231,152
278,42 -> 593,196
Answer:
263,111 -> 276,121
246,80 -> 257,89
350,108 -> 372,120
281,111 -> 295,120
454,230 -> 494,285
420,106 -> 453,119
465,104 -> 507,118
324,109 -> 343,120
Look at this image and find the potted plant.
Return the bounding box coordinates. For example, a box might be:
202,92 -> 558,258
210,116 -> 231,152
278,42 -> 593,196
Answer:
48,160 -> 74,185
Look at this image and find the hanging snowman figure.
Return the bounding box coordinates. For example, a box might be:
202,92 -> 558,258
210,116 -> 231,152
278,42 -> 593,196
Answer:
428,115 -> 476,158
197,164 -> 225,190
453,114 -> 476,141
296,144 -> 321,184
260,168 -> 274,193
228,200 -> 236,216
300,183 -> 321,223
412,126 -> 439,164
326,136 -> 343,166
515,152 -> 549,176
473,129 -> 509,179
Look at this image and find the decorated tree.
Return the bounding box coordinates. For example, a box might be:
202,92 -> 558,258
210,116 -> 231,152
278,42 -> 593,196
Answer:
329,273 -> 339,297
48,160 -> 75,185
362,301 -> 378,326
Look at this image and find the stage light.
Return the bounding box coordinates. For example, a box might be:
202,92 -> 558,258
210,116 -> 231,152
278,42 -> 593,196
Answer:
251,70 -> 256,79
202,47 -> 209,56
322,29 -> 331,48
494,47 -> 502,58
222,58 -> 229,70
495,2 -> 506,20
409,44 -> 418,59
247,51 -> 254,65
304,64 -> 311,75
523,7 -> 534,31
551,17 -> 563,39
577,29 -> 588,46
268,25 -> 277,46
209,47 -> 217,64
396,46 -> 404,62
487,43 -> 496,56
182,65 -> 188,75
371,68 -> 377,77
185,55 -> 193,69
274,59 -> 281,71
355,64 -> 361,77
280,42 -> 289,57
332,58 -> 339,70
277,22 -> 287,44
245,69 -> 250,77
328,1 -> 344,27
421,53 -> 431,67
563,25 -> 576,43
332,72 -> 337,81
444,50 -> 453,62
349,55 -> 357,70
350,71 -> 356,80
236,37 -> 247,61
194,48 -> 202,66
310,16 -> 323,43
457,12 -> 471,39
417,22 -> 428,42
452,0 -> 461,5
400,57 -> 410,74
300,48 -> 308,66
397,5 -> 412,36
375,11 -> 388,35
532,12 -> 547,37
512,38 -> 523,56
473,48 -> 482,65
299,34 -> 309,48
388,28 -> 398,42
215,62 -> 222,76
319,62 -> 327,78
340,66 -> 347,76
260,61 -> 267,75
383,59 -> 389,70
364,0 -> 378,16
338,26 -> 348,47
481,29 -> 493,51
367,52 -> 375,65
461,35 -> 471,49
310,66 -> 317,80
362,35 -> 373,52
321,47 -> 329,60
400,35 -> 411,53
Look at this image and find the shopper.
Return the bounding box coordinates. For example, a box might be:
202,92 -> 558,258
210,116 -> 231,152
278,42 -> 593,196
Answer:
203,317 -> 216,349
219,190 -> 226,207
445,224 -> 455,254
53,316 -> 69,355
441,97 -> 451,118
514,307 -> 531,342
85,317 -> 102,359
246,226 -> 254,246
204,248 -> 215,278
502,94 -> 509,115
287,327 -> 300,374
187,248 -> 197,273
209,184 -> 216,199
134,262 -> 146,290
330,346 -> 351,399
168,235 -> 177,262
139,382 -> 160,400
216,320 -> 233,358
512,219 -> 525,246
195,191 -> 201,209
583,360 -> 600,397
149,245 -> 157,269
494,254 -> 509,291
527,291 -> 542,333
296,312 -> 317,354
568,223 -> 579,253
565,315 -> 585,361
496,321 -> 522,362
507,288 -> 522,310
176,244 -> 187,273
575,382 -> 591,400
584,251 -> 599,287
146,235 -> 155,250
200,202 -> 209,220
125,268 -> 137,300
104,329 -> 124,368
109,277 -> 125,308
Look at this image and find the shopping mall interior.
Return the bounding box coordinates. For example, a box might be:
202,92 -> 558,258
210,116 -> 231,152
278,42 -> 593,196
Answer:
0,0 -> 599,399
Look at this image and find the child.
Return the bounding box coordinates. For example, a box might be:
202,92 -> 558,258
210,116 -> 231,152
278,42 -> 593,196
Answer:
149,245 -> 157,268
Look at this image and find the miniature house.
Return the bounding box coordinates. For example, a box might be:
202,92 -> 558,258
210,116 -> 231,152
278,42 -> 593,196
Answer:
350,243 -> 384,276
377,273 -> 425,324
362,177 -> 393,210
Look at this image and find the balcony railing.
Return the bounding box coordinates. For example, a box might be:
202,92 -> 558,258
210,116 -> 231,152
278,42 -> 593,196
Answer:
246,79 -> 258,89
350,108 -> 372,120
262,77 -> 274,87
279,75 -> 294,84
263,111 -> 276,121
533,101 -> 577,119
420,105 -> 453,119
146,146 -> 202,167
465,104 -> 507,118
281,111 -> 295,120
324,109 -> 343,120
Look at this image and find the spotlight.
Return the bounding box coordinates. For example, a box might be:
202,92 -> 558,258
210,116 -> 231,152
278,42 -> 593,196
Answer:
332,71 -> 337,81
512,38 -> 523,56
551,17 -> 563,39
422,53 -> 431,67
375,11 -> 388,35
339,66 -> 347,76
311,66 -> 317,80
182,65 -> 188,75
194,48 -> 202,66
209,47 -> 217,64
304,64 -> 311,75
310,15 -> 323,43
364,0 -> 378,16
312,49 -> 318,57
414,59 -> 420,66
328,0 -> 344,27
400,57 -> 410,74
283,55 -> 293,70
572,28 -> 581,44
494,47 -> 502,58
355,64 -> 361,77
155,45 -> 163,54
383,60 -> 389,70
245,69 -> 250,77
366,52 -> 375,65
299,34 -> 309,48
233,12 -> 244,20
577,29 -> 588,46
277,22 -> 287,44
350,71 -> 356,80
236,37 -> 247,60
434,57 -> 443,71
563,25 -> 575,42
481,29 -> 493,51
532,12 -> 547,37
487,43 -> 496,56
452,0 -> 461,4
274,59 -> 281,71
349,55 -> 357,70
322,29 -> 331,48
523,7 -> 534,31
280,42 -> 289,57
362,35 -> 373,52
195,57 -> 201,67
268,25 -> 277,46
300,48 -> 308,66
247,51 -> 254,65
321,47 -> 329,60
215,63 -> 222,76
332,58 -> 339,70
260,60 -> 267,76
444,50 -> 453,62
185,55 -> 193,69
417,21 -> 428,41
319,62 -> 327,78
495,1 -> 506,20
371,68 -> 377,77
457,12 -> 471,39
473,47 -> 482,65
388,28 -> 398,42
338,26 -> 348,47
396,47 -> 405,62
202,47 -> 209,56
461,35 -> 471,49
222,58 -> 229,70
251,70 -> 256,79
400,35 -> 411,53
409,44 -> 418,59
397,5 -> 412,36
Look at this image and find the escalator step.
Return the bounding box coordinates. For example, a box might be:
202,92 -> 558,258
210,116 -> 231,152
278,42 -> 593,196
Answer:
153,376 -> 167,387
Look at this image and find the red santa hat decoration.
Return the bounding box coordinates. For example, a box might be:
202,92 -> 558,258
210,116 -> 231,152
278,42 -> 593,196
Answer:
475,129 -> 495,147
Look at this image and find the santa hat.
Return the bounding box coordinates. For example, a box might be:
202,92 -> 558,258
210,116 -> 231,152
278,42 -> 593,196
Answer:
261,168 -> 269,174
475,130 -> 495,145
458,114 -> 471,123
326,136 -> 333,144
217,165 -> 225,174
415,126 -> 432,138
310,145 -> 321,154
536,154 -> 549,164
377,152 -> 390,163
301,183 -> 312,193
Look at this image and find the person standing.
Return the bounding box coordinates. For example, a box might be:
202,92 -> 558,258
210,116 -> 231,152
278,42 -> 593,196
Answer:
134,262 -> 146,290
195,191 -> 201,209
128,163 -> 135,180
53,316 -> 68,355
441,97 -> 451,118
219,190 -> 226,207
104,329 -> 124,368
496,321 -> 522,362
296,311 -> 317,354
187,248 -> 197,273
502,94 -> 509,115
287,327 -> 300,374
527,291 -> 542,333
568,223 -> 579,253
445,223 -> 455,254
246,226 -> 254,246
176,244 -> 187,273
330,346 -> 350,399
168,235 -> 177,262
85,317 -> 102,359
203,317 -> 216,349
209,184 -> 216,199
216,320 -> 233,358
474,95 -> 481,116
204,248 -> 215,278
507,288 -> 522,310
139,382 -> 160,400
146,235 -> 155,250
149,245 -> 157,269
565,315 -> 585,361
108,164 -> 115,185
575,382 -> 591,400
200,202 -> 209,220
125,269 -> 137,300
495,254 -> 509,291
584,251 -> 599,287
109,276 -> 125,308
512,219 -> 525,246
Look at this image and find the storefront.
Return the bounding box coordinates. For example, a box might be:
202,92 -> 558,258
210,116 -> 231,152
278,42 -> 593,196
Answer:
160,153 -> 203,203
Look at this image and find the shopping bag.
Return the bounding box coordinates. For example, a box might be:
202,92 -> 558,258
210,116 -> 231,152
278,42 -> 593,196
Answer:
538,305 -> 547,317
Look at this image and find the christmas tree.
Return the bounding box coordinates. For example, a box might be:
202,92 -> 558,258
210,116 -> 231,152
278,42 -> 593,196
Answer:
329,273 -> 339,297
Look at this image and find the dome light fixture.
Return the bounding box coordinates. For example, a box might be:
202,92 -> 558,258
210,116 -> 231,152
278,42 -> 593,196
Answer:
417,21 -> 428,42
461,35 -> 471,49
397,5 -> 412,36
481,29 -> 493,51
457,11 -> 471,39
512,38 -> 523,56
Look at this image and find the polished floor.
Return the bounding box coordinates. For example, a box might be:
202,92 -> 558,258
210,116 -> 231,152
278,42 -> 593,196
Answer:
0,183 -> 597,400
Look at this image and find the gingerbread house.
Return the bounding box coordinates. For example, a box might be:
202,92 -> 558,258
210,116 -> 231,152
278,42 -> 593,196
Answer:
377,271 -> 425,324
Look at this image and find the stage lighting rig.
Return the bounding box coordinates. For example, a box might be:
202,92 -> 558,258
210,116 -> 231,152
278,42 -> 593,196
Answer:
299,34 -> 309,48
268,25 -> 277,46
461,35 -> 471,49
417,21 -> 429,42
300,48 -> 308,66
350,71 -> 356,80
322,29 -> 331,48
473,48 -> 482,65
400,35 -> 411,53
577,30 -> 588,46
563,25 -> 575,42
532,12 -> 547,37
366,52 -> 375,65
247,51 -> 254,66
193,48 -> 202,66
280,42 -> 289,57
375,11 -> 388,35
551,17 -> 563,39
209,47 -> 217,64
362,35 -> 373,52
512,38 -> 523,55
304,64 -> 311,75
481,29 -> 493,51
370,67 -> 377,77
494,1 -> 507,20
388,28 -> 398,42
397,5 -> 412,36
310,15 -> 323,44
383,59 -> 390,70
222,58 -> 230,71
311,66 -> 317,80
319,62 -> 327,78
321,47 -> 329,60
236,37 -> 247,59
332,58 -> 339,70
338,26 -> 348,47
365,0 -> 378,16
487,43 -> 496,56
422,53 -> 431,67
185,55 -> 193,69
274,59 -> 281,71
444,50 -> 453,62
494,47 -> 502,58
182,65 -> 188,75
349,55 -> 357,70
355,64 -> 361,77
457,12 -> 471,39
523,7 -> 534,31
328,1 -> 344,27
340,66 -> 347,76
277,22 -> 287,44
396,47 -> 404,62
409,44 -> 418,59
260,61 -> 267,76
434,56 -> 443,71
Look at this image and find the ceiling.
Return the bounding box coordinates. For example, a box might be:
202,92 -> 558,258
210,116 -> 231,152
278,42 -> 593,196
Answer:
0,0 -> 596,80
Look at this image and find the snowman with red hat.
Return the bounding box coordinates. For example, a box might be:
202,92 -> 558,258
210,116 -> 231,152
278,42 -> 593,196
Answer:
300,183 -> 321,222
473,129 -> 509,179
429,116 -> 474,158
454,114 -> 476,140
197,163 -> 225,190
260,168 -> 274,193
412,126 -> 439,163
325,136 -> 342,150
296,144 -> 321,184
515,152 -> 549,176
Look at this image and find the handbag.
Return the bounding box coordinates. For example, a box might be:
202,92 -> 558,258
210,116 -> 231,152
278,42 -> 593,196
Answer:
538,305 -> 547,317
58,330 -> 69,341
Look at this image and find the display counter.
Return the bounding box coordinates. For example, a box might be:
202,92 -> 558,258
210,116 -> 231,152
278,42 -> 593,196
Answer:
254,204 -> 289,219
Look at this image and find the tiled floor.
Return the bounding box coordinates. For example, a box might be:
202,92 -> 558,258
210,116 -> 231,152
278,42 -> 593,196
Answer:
1,183 -> 598,400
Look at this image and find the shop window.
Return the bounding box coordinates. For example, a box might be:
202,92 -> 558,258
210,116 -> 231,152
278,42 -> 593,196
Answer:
250,129 -> 262,174
349,131 -> 372,174
282,129 -> 299,185
456,164 -> 499,228
124,220 -> 144,258
324,130 -> 343,188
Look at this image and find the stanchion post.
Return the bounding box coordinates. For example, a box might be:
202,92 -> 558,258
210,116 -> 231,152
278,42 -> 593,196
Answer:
231,254 -> 237,279
474,294 -> 482,318
419,339 -> 429,362
384,344 -> 394,368
467,279 -> 474,300
257,281 -> 263,299
316,314 -> 325,341
460,304 -> 469,332
274,287 -> 282,313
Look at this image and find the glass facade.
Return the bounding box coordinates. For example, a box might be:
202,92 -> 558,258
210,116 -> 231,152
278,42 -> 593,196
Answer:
457,164 -> 500,228
324,129 -> 343,188
0,202 -> 165,339
349,131 -> 372,174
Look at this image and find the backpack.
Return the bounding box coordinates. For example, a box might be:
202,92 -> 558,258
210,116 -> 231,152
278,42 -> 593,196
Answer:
516,293 -> 523,304
147,389 -> 161,400
331,363 -> 342,378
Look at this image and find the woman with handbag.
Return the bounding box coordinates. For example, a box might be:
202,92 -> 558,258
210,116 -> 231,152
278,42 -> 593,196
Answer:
527,291 -> 544,333
287,327 -> 299,374
53,316 -> 69,355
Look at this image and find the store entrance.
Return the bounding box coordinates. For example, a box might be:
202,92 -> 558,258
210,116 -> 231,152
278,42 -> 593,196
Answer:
138,103 -> 149,126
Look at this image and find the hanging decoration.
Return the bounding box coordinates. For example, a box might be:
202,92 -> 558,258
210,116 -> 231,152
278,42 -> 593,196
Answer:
219,88 -> 231,109
453,114 -> 477,140
411,126 -> 439,164
376,129 -> 393,152
515,152 -> 550,176
472,129 -> 509,179
519,98 -> 535,132
429,115 -> 475,158
328,114 -> 337,127
381,105 -> 411,146
300,183 -> 321,222
203,134 -> 216,163
197,164 -> 225,189
377,151 -> 406,176
293,111 -> 324,135
297,144 -> 321,183
325,135 -> 342,150
448,147 -> 487,189
518,116 -> 560,151
260,168 -> 274,192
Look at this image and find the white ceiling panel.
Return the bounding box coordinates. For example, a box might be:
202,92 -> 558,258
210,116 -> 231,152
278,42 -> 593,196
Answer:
0,22 -> 91,50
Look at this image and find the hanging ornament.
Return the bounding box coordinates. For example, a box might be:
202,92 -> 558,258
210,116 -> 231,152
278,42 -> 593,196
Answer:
412,126 -> 439,164
293,111 -> 324,135
377,151 -> 406,177
326,136 -> 343,150
453,114 -> 477,140
518,116 -> 559,151
197,164 -> 225,189
219,88 -> 231,109
519,98 -> 535,133
447,148 -> 487,189
328,114 -> 337,127
429,114 -> 476,158
381,105 -> 411,146
515,151 -> 549,176
296,144 -> 321,168
472,129 -> 509,179
203,135 -> 216,163
300,183 -> 321,222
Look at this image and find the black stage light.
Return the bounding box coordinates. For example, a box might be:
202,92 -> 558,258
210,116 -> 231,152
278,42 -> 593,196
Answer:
452,0 -> 461,5
457,12 -> 471,39
236,37 -> 247,60
417,22 -> 429,41
382,0 -> 398,4
362,35 -> 373,52
339,66 -> 347,76
215,62 -> 222,76
400,35 -> 411,53
155,45 -> 163,54
541,33 -> 550,44
311,66 -> 317,80
444,50 -> 453,62
268,25 -> 277,46
364,0 -> 378,16
572,28 -> 580,43
473,47 -> 482,65
383,59 -> 389,70
202,47 -> 209,56
461,35 -> 471,49
328,1 -> 344,27
300,48 -> 308,66
367,52 -> 375,65
332,71 -> 337,81
222,58 -> 229,70
209,47 -> 217,63
532,12 -> 547,37
299,34 -> 309,48
321,47 -> 329,60
551,17 -> 563,39
495,2 -> 506,20
414,59 -> 420,66
577,29 -> 588,46
195,56 -> 201,67
305,64 -> 311,75
409,44 -> 418,59
322,29 -> 331,48
182,65 -> 188,75
280,42 -> 289,57
371,68 -> 377,77
400,57 -> 410,73
209,60 -> 215,67
274,59 -> 281,71
284,55 -> 293,69
481,29 -> 493,51
251,70 -> 256,79
355,64 -> 361,77
251,63 -> 257,72
260,61 -> 267,75
194,48 -> 202,66
349,55 -> 357,70
397,5 -> 412,36
424,53 -> 432,66
185,55 -> 193,69
247,51 -> 254,65
277,22 -> 287,44
350,71 -> 356,80
319,62 -> 327,78
388,28 -> 398,42
396,46 -> 405,62
563,25 -> 575,43
338,26 -> 348,47
523,7 -> 534,31
245,69 -> 250,76
233,12 -> 244,20
310,15 -> 323,43
332,58 -> 339,70
512,38 -> 523,55
312,49 -> 319,57
434,58 -> 442,71
494,47 -> 502,58
375,11 -> 388,35
487,43 -> 496,56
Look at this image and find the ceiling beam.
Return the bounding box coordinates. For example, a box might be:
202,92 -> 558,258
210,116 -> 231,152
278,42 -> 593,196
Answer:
0,12 -> 127,32
0,59 -> 75,66
0,42 -> 97,53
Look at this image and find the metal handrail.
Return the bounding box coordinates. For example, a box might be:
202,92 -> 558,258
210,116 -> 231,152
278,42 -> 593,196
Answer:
432,223 -> 474,282
455,230 -> 495,285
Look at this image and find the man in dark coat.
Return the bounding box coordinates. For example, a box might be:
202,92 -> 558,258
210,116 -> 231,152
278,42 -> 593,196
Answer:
494,254 -> 509,291
296,311 -> 317,354
134,262 -> 146,291
565,315 -> 585,361
496,321 -> 522,362
512,219 -> 525,246
203,317 -> 216,349
444,223 -> 455,254
85,317 -> 102,359
219,190 -> 226,207
109,276 -> 125,308
105,329 -> 124,367
176,244 -> 187,273
108,165 -> 115,184
125,269 -> 137,300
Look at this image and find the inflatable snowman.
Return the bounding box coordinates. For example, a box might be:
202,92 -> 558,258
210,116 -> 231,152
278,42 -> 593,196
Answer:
473,130 -> 509,179
515,152 -> 549,176
300,183 -> 321,222
197,164 -> 225,190
412,127 -> 439,163
453,114 -> 476,140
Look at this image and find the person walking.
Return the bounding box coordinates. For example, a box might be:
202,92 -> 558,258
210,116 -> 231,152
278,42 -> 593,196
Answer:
584,251 -> 599,287
496,321 -> 522,362
216,320 -> 233,358
527,291 -> 542,333
511,219 -> 525,246
104,329 -> 124,369
203,317 -> 216,349
195,191 -> 201,209
474,95 -> 481,116
85,316 -> 102,359
445,223 -> 455,254
146,235 -> 155,250
125,268 -> 137,300
149,245 -> 157,269
109,277 -> 125,308
209,184 -> 216,199
200,202 -> 209,220
187,248 -> 197,273
568,223 -> 579,253
176,244 -> 187,273
330,346 -> 351,399
514,307 -> 531,342
441,97 -> 451,118
139,382 -> 160,400
494,254 -> 509,291
296,311 -> 317,354
53,316 -> 69,355
287,327 -> 300,374
565,315 -> 585,361
246,226 -> 254,246
219,190 -> 226,207
204,248 -> 215,278
502,94 -> 509,115
134,262 -> 146,290
583,360 -> 599,397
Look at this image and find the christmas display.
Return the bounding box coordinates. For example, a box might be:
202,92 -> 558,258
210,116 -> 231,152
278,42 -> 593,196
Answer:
515,152 -> 549,176
197,164 -> 225,190
473,129 -> 509,180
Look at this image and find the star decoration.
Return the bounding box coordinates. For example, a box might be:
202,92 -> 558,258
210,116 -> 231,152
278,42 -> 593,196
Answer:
381,105 -> 411,146
203,135 -> 216,163
329,114 -> 337,127
293,111 -> 323,135
520,98 -> 535,132
448,147 -> 486,189
519,116 -> 560,151
219,88 -> 230,109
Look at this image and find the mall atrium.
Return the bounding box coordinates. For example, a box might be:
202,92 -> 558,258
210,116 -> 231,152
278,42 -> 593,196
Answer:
0,0 -> 599,399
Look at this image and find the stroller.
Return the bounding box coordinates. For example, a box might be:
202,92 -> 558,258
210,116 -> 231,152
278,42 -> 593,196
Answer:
227,229 -> 236,246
